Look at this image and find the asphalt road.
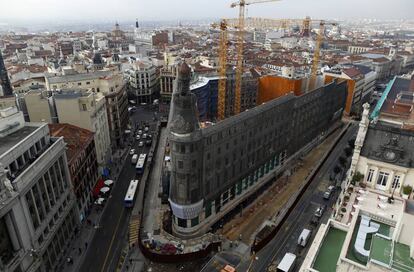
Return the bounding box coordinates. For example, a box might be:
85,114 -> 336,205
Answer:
79,105 -> 158,272
250,124 -> 358,272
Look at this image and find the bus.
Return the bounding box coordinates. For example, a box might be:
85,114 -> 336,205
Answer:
124,179 -> 139,207
135,153 -> 147,174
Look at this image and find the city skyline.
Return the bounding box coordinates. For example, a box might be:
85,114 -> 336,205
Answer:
1,0 -> 413,25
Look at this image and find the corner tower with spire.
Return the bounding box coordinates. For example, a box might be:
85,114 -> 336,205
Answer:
168,62 -> 204,238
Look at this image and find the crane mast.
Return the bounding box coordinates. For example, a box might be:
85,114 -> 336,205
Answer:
309,21 -> 324,90
234,2 -> 246,115
218,20 -> 228,121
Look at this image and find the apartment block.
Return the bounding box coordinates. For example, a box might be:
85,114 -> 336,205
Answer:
45,71 -> 128,148
25,89 -> 111,169
49,123 -> 99,222
0,107 -> 78,272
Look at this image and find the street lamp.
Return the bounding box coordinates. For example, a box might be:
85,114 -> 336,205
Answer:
388,180 -> 400,203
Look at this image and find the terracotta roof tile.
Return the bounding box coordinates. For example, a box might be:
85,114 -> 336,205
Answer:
48,123 -> 94,164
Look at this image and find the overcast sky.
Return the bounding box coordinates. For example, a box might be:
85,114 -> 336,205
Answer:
1,0 -> 413,23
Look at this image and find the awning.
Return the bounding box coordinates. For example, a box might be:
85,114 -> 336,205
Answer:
104,180 -> 114,186
102,167 -> 110,177
93,179 -> 105,198
100,187 -> 110,194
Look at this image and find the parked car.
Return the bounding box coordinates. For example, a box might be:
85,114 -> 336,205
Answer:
129,149 -> 136,155
142,134 -> 147,139
137,130 -> 143,135
310,216 -> 320,226
136,135 -> 141,140
314,206 -> 326,218
323,185 -> 335,200
146,140 -> 152,146
138,141 -> 144,147
144,126 -> 149,132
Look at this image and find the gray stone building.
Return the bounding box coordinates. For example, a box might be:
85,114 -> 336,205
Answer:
0,107 -> 78,272
168,62 -> 347,239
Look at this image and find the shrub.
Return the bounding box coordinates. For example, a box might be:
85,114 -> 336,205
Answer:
344,147 -> 353,157
339,156 -> 347,166
403,185 -> 413,195
333,166 -> 341,174
351,171 -> 364,184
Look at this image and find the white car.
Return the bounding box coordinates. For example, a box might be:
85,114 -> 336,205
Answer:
138,141 -> 144,147
137,130 -> 143,135
136,135 -> 140,140
142,134 -> 147,139
129,149 -> 136,155
144,126 -> 149,132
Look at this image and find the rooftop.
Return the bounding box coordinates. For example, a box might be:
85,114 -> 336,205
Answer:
48,123 -> 94,164
45,70 -> 113,84
378,77 -> 414,122
353,189 -> 404,222
0,125 -> 39,155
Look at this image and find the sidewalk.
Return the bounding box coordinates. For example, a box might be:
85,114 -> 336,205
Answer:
59,145 -> 130,272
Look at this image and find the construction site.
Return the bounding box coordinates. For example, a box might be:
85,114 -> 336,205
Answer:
219,127 -> 341,245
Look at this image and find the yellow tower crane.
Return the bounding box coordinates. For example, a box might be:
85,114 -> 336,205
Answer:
309,20 -> 337,91
217,19 -> 228,121
230,0 -> 281,115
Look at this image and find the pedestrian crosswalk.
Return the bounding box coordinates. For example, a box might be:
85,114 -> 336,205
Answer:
129,216 -> 140,248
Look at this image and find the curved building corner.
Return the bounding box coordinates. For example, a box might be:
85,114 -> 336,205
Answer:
168,62 -> 205,238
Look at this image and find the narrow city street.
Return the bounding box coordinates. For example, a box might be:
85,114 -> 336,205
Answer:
247,123 -> 358,272
78,106 -> 157,272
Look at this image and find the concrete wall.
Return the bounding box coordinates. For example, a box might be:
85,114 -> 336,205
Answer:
55,95 -> 110,166
397,211 -> 414,257
25,92 -> 53,123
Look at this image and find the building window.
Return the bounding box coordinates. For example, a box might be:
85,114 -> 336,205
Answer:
82,104 -> 87,111
205,201 -> 212,218
178,161 -> 183,169
191,216 -> 199,227
78,82 -> 82,86
177,217 -> 187,228
86,81 -> 90,85
377,171 -> 389,187
366,169 -> 375,182
392,175 -> 401,189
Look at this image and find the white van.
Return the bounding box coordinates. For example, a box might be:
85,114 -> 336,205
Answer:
131,154 -> 138,164
277,253 -> 296,272
298,228 -> 311,247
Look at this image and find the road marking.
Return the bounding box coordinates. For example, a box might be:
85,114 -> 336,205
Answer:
101,208 -> 125,272
129,215 -> 140,248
